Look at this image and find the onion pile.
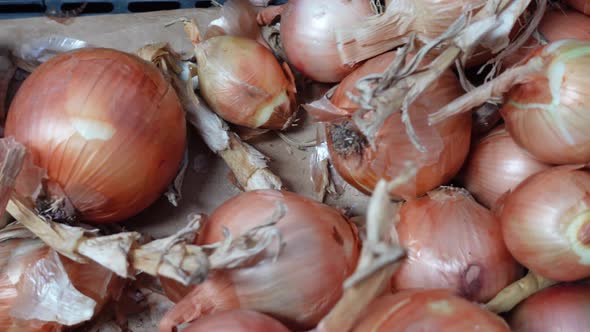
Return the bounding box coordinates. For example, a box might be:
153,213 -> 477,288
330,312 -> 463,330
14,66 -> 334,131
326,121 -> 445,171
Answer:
351,289 -> 510,331
509,284 -> 590,332
322,51 -> 471,199
279,0 -> 374,82
461,126 -> 550,209
500,167 -> 590,281
392,187 -> 522,302
160,189 -> 360,331
182,310 -> 289,332
5,48 -> 186,224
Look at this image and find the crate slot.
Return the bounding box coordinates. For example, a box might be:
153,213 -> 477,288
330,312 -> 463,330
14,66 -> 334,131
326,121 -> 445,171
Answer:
0,3 -> 46,13
127,1 -> 181,12
61,2 -> 114,14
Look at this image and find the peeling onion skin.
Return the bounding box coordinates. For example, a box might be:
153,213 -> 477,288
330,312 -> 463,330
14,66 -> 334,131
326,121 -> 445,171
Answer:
351,289 -> 510,332
183,310 -> 290,332
5,48 -> 186,224
326,51 -> 472,199
391,187 -> 522,302
500,167 -> 590,281
160,190 -> 360,331
280,0 -> 374,83
462,126 -> 550,209
565,0 -> 590,15
501,39 -> 590,165
196,36 -> 297,130
509,284 -> 590,332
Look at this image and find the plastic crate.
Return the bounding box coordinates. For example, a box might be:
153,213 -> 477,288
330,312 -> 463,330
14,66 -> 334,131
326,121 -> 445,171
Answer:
0,0 -> 288,19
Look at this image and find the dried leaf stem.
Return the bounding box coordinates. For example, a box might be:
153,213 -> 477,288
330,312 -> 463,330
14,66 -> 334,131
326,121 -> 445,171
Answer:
485,271 -> 557,313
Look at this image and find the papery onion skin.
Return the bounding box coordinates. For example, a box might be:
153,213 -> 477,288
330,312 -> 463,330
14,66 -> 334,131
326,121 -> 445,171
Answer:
392,187 -> 522,302
325,51 -> 472,199
462,125 -> 550,209
183,310 -> 290,332
500,167 -> 590,281
500,39 -> 590,165
196,36 -> 297,130
566,0 -> 590,15
160,189 -> 360,331
5,48 -> 186,223
280,0 -> 374,83
509,284 -> 590,332
351,289 -> 510,332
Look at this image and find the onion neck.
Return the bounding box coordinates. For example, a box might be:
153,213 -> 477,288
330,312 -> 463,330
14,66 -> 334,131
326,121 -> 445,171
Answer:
566,210 -> 590,265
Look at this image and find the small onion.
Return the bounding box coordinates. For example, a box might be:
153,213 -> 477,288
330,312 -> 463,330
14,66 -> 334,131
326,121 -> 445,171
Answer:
196,35 -> 297,129
462,125 -> 550,209
182,310 -> 289,332
509,284 -> 590,332
160,189 -> 360,331
324,51 -> 471,199
5,48 -> 186,223
280,0 -> 374,82
565,0 -> 590,15
392,187 -> 522,302
500,39 -> 590,164
500,167 -> 590,281
351,289 -> 510,331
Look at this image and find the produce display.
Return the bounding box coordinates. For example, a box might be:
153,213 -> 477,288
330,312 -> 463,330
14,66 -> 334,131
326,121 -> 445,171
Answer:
1,0 -> 590,331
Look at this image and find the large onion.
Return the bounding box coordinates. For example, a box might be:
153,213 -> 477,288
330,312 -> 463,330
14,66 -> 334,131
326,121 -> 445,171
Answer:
461,125 -> 550,209
5,48 -> 186,224
183,310 -> 289,332
392,187 -> 522,302
280,0 -> 374,83
323,51 -> 471,199
351,289 -> 510,331
500,167 -> 590,281
160,189 -> 360,331
509,284 -> 590,332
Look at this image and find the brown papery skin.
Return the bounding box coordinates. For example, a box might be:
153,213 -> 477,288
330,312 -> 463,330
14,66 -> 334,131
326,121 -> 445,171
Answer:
501,39 -> 590,165
280,0 -> 374,83
461,125 -> 550,209
391,187 -> 522,302
509,284 -> 590,332
326,51 -> 472,199
196,35 -> 297,130
160,190 -> 360,331
500,167 -> 590,281
503,9 -> 590,68
565,0 -> 590,15
351,289 -> 510,332
5,48 -> 186,223
182,310 -> 290,332
0,238 -> 120,331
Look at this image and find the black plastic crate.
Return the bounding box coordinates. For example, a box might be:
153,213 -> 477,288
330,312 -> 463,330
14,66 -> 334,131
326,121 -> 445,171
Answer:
0,0 -> 288,19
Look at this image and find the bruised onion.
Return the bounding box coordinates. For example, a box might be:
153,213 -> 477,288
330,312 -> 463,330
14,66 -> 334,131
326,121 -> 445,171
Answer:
323,51 -> 471,199
462,126 -> 550,209
160,189 -> 360,331
500,167 -> 590,281
5,48 -> 186,224
196,35 -> 297,129
183,310 -> 289,332
351,289 -> 510,331
509,284 -> 590,332
566,0 -> 590,15
0,236 -> 120,330
280,0 -> 374,82
392,187 -> 522,302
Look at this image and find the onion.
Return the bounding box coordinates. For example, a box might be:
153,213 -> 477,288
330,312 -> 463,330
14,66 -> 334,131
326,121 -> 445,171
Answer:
196,35 -> 298,129
509,284 -> 590,331
500,167 -> 590,281
279,0 -> 374,83
0,236 -> 120,330
566,0 -> 590,15
322,51 -> 471,199
5,48 -> 186,224
461,125 -> 550,209
504,9 -> 590,68
182,310 -> 289,332
160,189 -> 360,331
391,187 -> 522,302
351,289 -> 510,331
